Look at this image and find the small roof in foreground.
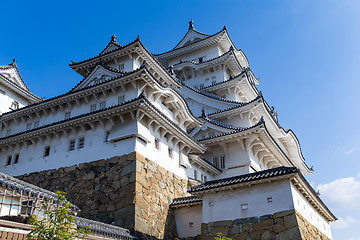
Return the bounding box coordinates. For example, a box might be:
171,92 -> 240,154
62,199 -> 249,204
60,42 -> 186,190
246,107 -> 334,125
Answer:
189,166 -> 297,193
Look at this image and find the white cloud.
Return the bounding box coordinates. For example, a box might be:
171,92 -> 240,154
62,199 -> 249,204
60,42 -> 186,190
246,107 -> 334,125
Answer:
317,177 -> 360,210
331,216 -> 358,229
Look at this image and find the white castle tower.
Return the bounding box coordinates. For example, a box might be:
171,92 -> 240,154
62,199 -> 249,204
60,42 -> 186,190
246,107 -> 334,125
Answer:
0,21 -> 336,240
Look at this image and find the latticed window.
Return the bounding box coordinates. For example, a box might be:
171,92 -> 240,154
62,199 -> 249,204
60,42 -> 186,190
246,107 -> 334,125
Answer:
118,95 -> 125,104
99,101 -> 106,109
212,157 -> 219,168
69,140 -> 75,151
78,138 -> 85,149
220,156 -> 225,169
65,111 -> 71,120
90,104 -> 97,112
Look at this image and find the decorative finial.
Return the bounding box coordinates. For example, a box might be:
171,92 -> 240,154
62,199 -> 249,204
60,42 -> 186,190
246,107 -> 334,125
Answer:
136,35 -> 140,40
111,34 -> 116,42
310,166 -> 314,171
189,19 -> 194,30
12,58 -> 16,64
229,45 -> 234,51
169,65 -> 174,75
223,25 -> 227,30
259,116 -> 265,124
201,108 -> 207,118
258,91 -> 263,97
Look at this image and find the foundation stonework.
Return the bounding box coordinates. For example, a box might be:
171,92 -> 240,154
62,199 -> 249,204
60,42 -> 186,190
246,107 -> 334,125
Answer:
17,152 -> 189,240
194,209 -> 330,240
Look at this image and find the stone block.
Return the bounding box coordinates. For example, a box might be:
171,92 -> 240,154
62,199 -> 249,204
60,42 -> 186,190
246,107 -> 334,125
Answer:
273,223 -> 286,233
210,226 -> 228,236
278,227 -> 302,240
284,214 -> 299,229
64,165 -> 77,172
259,214 -> 273,221
213,220 -> 233,227
273,209 -> 295,219
120,161 -> 136,177
229,225 -> 240,235
261,230 -> 275,240
252,218 -> 274,231
234,217 -> 259,225
201,223 -> 208,235
241,224 -> 250,233
249,230 -> 262,239
231,232 -> 247,240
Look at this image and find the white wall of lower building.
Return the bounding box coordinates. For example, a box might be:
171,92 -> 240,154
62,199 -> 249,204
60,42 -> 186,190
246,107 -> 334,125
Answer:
202,180 -> 294,223
174,205 -> 202,238
291,183 -> 332,238
0,84 -> 28,115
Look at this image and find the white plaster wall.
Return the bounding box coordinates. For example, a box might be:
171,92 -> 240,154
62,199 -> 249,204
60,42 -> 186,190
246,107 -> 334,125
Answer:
0,84 -> 28,115
0,123 -> 137,176
174,205 -> 202,238
290,184 -> 333,238
202,180 -> 294,223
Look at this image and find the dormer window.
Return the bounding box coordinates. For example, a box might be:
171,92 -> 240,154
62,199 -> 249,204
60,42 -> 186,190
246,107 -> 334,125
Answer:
10,101 -> 19,110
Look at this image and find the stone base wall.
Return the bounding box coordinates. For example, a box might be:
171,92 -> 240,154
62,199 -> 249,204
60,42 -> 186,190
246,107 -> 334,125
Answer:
194,210 -> 331,240
17,152 -> 189,240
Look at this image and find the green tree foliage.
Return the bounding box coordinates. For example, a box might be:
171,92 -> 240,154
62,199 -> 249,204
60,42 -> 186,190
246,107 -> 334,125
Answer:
27,191 -> 90,240
214,233 -> 232,240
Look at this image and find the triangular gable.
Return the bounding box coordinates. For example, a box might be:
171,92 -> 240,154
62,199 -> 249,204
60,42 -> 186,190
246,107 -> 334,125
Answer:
174,29 -> 210,50
72,64 -> 122,91
100,42 -> 121,55
190,118 -> 240,139
99,35 -> 122,55
0,62 -> 27,90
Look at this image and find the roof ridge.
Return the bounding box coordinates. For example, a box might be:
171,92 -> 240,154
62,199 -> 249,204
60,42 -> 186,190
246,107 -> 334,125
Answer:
197,117 -> 264,142
181,82 -> 244,105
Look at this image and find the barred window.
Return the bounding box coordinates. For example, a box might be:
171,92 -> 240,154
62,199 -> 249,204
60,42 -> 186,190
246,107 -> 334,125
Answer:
44,146 -> 50,157
78,138 -> 85,149
65,112 -> 71,120
99,101 -> 106,109
69,140 -> 75,151
90,104 -> 97,112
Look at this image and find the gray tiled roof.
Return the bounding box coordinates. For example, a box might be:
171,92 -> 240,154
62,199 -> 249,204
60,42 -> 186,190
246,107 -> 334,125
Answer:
189,167 -> 298,193
171,196 -> 202,206
74,217 -> 135,239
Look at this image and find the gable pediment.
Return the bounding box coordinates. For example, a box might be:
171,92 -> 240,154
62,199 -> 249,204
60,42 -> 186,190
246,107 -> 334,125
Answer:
174,30 -> 210,49
72,64 -> 122,91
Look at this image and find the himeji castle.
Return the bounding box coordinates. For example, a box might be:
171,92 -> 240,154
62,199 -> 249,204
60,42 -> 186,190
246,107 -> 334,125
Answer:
0,21 -> 336,240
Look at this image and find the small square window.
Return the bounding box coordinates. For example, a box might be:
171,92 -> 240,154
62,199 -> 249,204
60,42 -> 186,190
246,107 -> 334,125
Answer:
14,154 -> 19,164
241,204 -> 248,210
65,112 -> 71,120
26,123 -> 32,130
198,57 -> 203,63
118,95 -> 125,104
69,140 -> 75,151
99,101 -> 106,109
6,156 -> 11,166
44,146 -> 50,157
154,138 -> 160,150
267,197 -> 273,203
90,104 -> 97,112
189,222 -> 194,228
33,121 -> 39,128
78,138 -> 85,149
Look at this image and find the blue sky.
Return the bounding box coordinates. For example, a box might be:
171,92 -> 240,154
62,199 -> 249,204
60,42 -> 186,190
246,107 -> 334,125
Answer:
1,0 -> 359,239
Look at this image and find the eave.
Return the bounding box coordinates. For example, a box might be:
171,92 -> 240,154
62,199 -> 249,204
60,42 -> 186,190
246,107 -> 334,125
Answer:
70,39 -> 181,89
0,75 -> 42,103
